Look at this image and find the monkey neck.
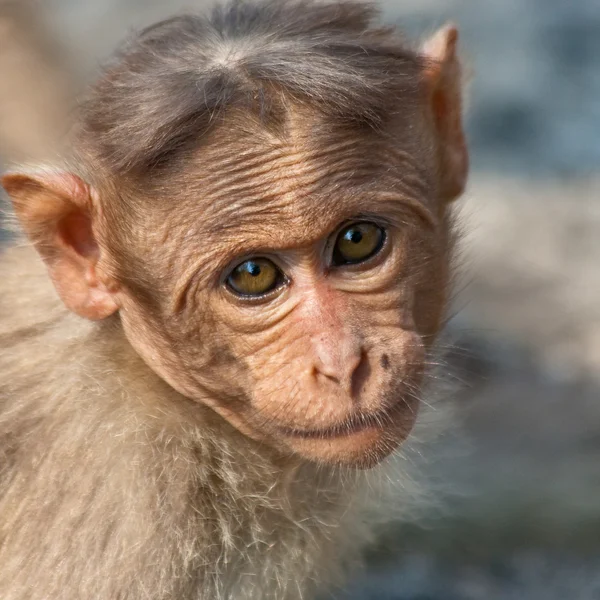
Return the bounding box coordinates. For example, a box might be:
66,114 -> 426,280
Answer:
101,322 -> 372,593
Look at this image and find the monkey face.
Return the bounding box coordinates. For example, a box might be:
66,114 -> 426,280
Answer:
204,220 -> 442,469
1,9 -> 466,471
113,116 -> 452,468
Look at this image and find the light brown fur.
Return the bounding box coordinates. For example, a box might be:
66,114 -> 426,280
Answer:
0,2 -> 467,598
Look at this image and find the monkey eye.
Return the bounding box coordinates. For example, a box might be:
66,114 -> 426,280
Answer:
332,222 -> 386,266
226,258 -> 284,297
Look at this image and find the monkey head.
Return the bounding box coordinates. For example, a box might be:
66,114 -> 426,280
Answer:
2,12 -> 467,468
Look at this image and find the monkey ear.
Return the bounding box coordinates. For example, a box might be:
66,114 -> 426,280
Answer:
1,169 -> 119,320
420,24 -> 469,202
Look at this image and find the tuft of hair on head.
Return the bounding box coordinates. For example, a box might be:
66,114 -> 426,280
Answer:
75,0 -> 424,179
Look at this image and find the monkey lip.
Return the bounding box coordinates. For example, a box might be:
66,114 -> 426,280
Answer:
278,397 -> 415,440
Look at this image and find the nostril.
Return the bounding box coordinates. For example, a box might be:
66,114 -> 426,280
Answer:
316,369 -> 341,385
380,353 -> 390,370
350,350 -> 371,400
311,363 -> 341,386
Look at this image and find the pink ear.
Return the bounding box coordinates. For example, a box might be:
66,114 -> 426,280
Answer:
2,168 -> 119,320
421,25 -> 469,202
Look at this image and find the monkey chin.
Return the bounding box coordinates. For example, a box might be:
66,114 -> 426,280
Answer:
212,394 -> 420,469
280,401 -> 419,469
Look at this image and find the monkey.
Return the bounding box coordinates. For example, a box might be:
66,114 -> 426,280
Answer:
0,1 -> 468,598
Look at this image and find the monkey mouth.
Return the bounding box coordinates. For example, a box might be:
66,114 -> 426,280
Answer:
278,396 -> 416,440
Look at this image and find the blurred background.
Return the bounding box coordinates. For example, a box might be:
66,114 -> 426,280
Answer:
0,0 -> 599,598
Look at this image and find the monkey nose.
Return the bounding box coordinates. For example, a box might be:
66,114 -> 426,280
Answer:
311,335 -> 365,395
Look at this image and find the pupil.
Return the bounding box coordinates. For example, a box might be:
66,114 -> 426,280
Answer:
247,262 -> 261,277
347,229 -> 363,244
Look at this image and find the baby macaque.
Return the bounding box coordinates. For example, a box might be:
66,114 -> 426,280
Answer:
0,1 -> 467,598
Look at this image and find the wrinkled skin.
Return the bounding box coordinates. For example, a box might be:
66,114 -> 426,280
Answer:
112,111 -> 450,468
2,26 -> 466,468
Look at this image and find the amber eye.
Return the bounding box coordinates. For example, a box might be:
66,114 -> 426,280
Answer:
226,258 -> 283,297
332,222 -> 385,266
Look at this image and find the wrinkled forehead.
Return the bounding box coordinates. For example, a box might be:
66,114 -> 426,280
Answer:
166,108 -> 435,250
